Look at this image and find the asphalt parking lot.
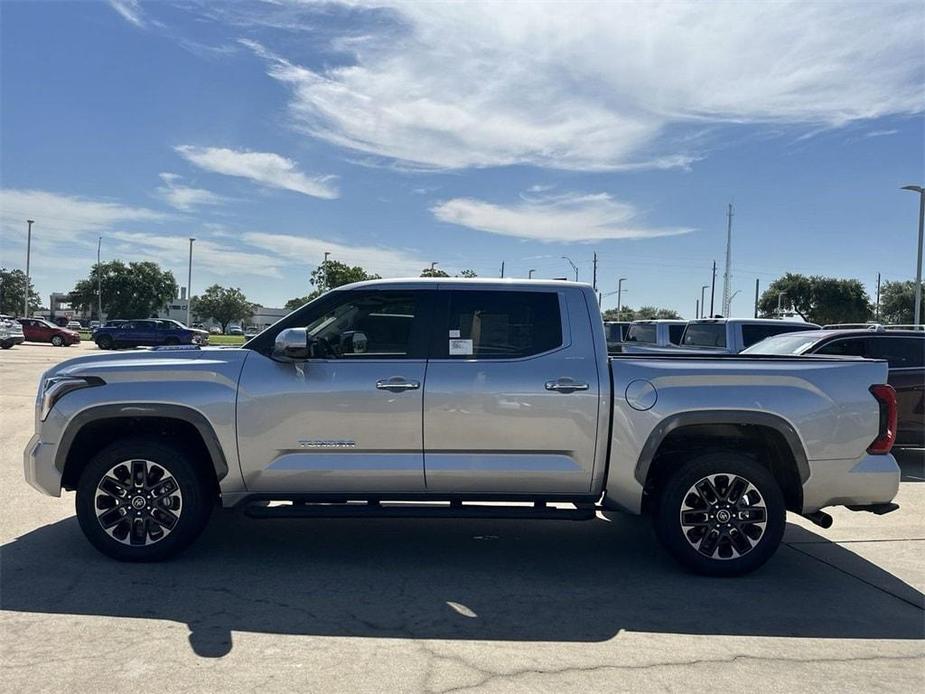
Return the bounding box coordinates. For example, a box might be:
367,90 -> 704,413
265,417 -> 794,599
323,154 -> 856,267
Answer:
1,341 -> 923,693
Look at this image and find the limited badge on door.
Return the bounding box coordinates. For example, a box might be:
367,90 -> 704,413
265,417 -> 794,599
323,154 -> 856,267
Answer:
449,338 -> 473,355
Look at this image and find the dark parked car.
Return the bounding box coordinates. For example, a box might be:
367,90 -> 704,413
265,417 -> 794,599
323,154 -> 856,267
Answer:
94,319 -> 209,350
743,328 -> 924,448
18,318 -> 81,346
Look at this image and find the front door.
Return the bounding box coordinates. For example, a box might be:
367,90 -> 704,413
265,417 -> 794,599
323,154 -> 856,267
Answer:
423,288 -> 602,494
237,289 -> 432,493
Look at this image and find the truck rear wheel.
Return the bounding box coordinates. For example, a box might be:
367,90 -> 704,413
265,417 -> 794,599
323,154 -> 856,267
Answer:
653,453 -> 785,576
75,438 -> 213,561
96,335 -> 113,350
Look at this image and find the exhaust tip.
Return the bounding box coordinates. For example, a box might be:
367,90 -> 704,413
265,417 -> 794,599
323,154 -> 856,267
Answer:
802,510 -> 834,529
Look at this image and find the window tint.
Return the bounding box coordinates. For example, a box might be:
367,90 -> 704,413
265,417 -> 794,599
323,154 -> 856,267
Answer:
668,324 -> 685,345
298,291 -> 419,358
626,324 -> 657,344
814,338 -> 868,357
866,336 -> 925,368
442,290 -> 562,359
682,323 -> 727,347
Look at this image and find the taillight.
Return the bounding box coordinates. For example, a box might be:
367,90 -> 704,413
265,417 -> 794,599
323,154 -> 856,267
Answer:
868,384 -> 897,455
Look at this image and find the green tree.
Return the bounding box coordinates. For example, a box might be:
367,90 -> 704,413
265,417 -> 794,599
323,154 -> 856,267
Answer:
457,269 -> 478,278
878,280 -> 924,324
635,305 -> 683,320
0,268 -> 40,315
420,267 -> 450,277
602,306 -> 636,321
758,273 -> 871,324
286,260 -> 380,308
191,285 -> 255,332
69,260 -> 178,319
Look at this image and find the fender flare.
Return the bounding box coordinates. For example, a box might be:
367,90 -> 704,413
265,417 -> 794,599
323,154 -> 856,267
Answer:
55,403 -> 229,481
633,409 -> 810,486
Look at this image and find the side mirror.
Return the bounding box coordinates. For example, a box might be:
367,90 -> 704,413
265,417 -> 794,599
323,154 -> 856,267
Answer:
272,328 -> 317,361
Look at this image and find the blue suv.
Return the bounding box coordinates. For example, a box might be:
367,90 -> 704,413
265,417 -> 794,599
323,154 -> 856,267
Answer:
94,319 -> 208,350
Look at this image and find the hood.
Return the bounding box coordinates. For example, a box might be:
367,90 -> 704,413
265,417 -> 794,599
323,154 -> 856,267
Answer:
47,346 -> 251,382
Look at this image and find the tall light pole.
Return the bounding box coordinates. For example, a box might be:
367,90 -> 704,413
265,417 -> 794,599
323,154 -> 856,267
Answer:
186,237 -> 195,327
729,289 -> 742,315
901,185 -> 924,326
24,220 -> 34,317
700,285 -> 709,318
528,269 -> 536,279
561,256 -> 579,282
97,236 -> 103,322
430,261 -> 439,271
777,290 -> 788,318
616,277 -> 627,318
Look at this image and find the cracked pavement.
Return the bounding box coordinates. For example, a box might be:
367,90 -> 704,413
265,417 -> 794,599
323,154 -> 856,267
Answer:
2,342 -> 923,692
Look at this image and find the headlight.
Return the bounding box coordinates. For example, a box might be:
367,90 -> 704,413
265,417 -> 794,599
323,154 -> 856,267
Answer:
40,375 -> 105,421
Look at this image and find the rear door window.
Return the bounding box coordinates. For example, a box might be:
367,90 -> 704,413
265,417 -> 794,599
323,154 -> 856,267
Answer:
439,290 -> 562,359
626,324 -> 657,344
682,323 -> 727,348
865,336 -> 925,368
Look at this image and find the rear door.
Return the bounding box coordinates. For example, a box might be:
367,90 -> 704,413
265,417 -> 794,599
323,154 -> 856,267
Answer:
422,287 -> 601,494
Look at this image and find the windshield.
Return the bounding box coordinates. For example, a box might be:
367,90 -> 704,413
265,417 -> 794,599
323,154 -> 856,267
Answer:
681,323 -> 727,348
741,333 -> 821,355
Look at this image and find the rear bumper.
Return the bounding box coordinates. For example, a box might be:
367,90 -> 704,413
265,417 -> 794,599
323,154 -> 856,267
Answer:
2,336 -> 25,345
23,433 -> 62,497
801,453 -> 900,513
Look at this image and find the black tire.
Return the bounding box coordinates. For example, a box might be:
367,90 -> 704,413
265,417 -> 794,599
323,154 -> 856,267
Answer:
51,335 -> 64,347
0,342 -> 12,349
96,335 -> 113,350
75,438 -> 213,561
653,453 -> 786,577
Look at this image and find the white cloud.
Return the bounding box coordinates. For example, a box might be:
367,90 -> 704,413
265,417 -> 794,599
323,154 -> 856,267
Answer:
242,231 -> 427,277
175,145 -> 338,199
0,189 -> 167,241
240,1 -> 924,171
156,173 -> 224,211
110,232 -> 283,279
431,192 -> 692,243
109,0 -> 145,28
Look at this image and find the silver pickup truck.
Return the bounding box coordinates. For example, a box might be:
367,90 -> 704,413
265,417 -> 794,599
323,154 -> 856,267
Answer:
23,279 -> 901,575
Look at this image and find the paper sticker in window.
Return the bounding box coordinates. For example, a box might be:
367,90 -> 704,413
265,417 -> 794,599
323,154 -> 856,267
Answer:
449,339 -> 473,355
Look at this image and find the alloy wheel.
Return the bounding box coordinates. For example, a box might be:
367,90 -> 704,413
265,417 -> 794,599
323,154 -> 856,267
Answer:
678,473 -> 767,560
94,459 -> 183,546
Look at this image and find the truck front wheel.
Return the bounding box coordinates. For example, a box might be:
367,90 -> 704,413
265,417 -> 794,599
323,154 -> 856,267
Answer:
75,438 -> 213,561
653,453 -> 786,577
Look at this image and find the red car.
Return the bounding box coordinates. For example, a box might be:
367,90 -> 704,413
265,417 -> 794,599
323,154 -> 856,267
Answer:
18,318 -> 81,347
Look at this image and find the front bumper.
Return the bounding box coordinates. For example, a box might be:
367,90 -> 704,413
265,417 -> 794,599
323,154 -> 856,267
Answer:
23,433 -> 62,497
801,453 -> 900,513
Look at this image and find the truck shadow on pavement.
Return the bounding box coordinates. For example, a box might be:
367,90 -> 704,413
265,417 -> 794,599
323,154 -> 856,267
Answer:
2,511 -> 923,658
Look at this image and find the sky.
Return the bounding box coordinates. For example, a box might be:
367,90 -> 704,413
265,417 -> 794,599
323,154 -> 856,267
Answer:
1,0 -> 923,317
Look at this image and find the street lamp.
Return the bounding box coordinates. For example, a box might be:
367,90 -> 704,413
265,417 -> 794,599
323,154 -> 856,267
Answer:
616,277 -> 627,319
777,291 -> 788,318
700,285 -> 709,318
528,269 -> 536,279
24,220 -> 34,317
561,256 -> 579,282
186,237 -> 195,327
901,185 -> 924,326
729,289 -> 742,314
97,236 -> 103,322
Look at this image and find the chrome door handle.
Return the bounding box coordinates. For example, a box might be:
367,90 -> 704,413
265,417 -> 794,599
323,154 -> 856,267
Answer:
545,379 -> 590,392
376,378 -> 421,391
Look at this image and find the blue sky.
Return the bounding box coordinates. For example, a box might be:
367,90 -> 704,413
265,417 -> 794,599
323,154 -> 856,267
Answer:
1,0 -> 923,316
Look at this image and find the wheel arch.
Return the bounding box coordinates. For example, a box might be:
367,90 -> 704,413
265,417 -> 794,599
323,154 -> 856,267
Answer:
636,410 -> 808,513
58,404 -> 229,493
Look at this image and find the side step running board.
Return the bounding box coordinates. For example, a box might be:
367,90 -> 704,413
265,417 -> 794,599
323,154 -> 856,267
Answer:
243,501 -> 597,521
